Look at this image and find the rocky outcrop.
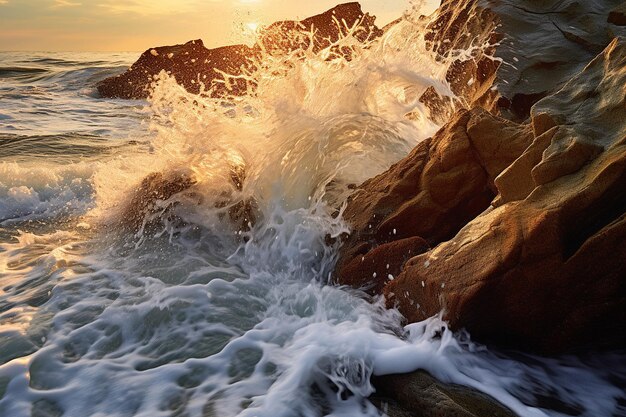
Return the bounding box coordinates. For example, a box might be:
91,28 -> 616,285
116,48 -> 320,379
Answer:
371,371 -> 517,417
96,3 -> 381,99
383,38 -> 626,353
421,0 -> 626,121
332,1 -> 626,355
97,40 -> 255,99
257,1 -> 381,55
335,108 -> 533,292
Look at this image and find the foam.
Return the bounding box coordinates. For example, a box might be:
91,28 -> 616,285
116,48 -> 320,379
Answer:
0,4 -> 624,417
0,162 -> 96,225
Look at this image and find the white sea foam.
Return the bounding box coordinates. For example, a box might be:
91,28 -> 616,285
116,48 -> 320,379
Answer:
0,162 -> 96,225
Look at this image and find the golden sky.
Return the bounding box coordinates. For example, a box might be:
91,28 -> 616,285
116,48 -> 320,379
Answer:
0,0 -> 439,51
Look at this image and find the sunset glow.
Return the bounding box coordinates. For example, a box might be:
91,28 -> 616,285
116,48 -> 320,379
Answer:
0,0 -> 439,51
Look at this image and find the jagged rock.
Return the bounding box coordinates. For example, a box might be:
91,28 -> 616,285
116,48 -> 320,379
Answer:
258,1 -> 381,55
96,3 -> 381,99
121,162 -> 257,236
419,86 -> 456,125
422,0 -> 626,121
385,38 -> 626,353
334,108 -> 532,290
371,370 -> 517,417
97,40 -> 255,99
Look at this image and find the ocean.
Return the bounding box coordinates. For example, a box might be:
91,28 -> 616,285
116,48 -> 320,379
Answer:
0,18 -> 625,417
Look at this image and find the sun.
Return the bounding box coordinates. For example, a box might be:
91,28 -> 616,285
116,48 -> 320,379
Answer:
245,22 -> 260,32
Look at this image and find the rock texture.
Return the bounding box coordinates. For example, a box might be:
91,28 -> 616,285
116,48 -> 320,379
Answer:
122,170 -> 197,234
258,1 -> 381,55
335,108 -> 533,293
371,371 -> 517,417
422,0 -> 626,121
97,41 -> 254,99
337,237 -> 429,295
96,2 -> 381,99
121,163 -> 257,236
382,38 -> 626,353
609,4 -> 626,26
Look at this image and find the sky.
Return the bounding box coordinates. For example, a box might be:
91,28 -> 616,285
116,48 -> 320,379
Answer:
0,0 -> 439,52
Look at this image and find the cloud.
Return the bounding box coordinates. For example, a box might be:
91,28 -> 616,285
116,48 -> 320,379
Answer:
96,0 -> 214,16
53,0 -> 81,7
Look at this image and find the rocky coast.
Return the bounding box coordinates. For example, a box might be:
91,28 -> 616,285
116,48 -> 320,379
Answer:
95,2 -> 626,415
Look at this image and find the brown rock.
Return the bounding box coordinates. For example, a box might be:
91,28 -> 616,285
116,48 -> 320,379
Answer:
337,237 -> 429,294
121,161 -> 258,236
609,4 -> 626,26
97,3 -> 382,99
384,38 -> 626,353
372,371 -> 517,417
335,108 -> 532,289
258,2 -> 381,56
418,86 -> 457,126
97,40 -> 255,99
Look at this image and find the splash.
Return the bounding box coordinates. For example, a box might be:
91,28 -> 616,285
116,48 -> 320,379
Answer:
93,4 -> 453,233
0,3 -> 624,417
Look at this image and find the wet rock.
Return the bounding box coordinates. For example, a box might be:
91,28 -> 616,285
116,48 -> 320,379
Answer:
97,40 -> 255,99
96,3 -> 381,99
336,236 -> 429,294
121,161 -> 259,238
122,170 -> 197,234
335,108 -> 532,289
258,2 -> 381,56
385,38 -> 626,354
609,4 -> 626,26
418,86 -> 457,126
217,163 -> 259,234
371,370 -> 517,417
424,0 -> 626,121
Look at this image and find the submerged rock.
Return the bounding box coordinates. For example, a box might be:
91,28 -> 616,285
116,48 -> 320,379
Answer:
372,370 -> 517,417
96,2 -> 381,99
122,170 -> 197,234
384,38 -> 626,353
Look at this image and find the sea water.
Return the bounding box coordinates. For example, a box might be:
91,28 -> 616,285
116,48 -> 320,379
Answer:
1,6 -> 625,417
